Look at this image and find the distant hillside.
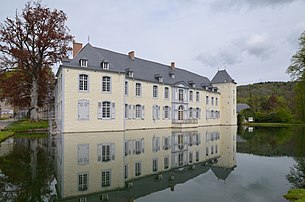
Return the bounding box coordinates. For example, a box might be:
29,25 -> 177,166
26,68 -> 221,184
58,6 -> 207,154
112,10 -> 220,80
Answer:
237,81 -> 296,109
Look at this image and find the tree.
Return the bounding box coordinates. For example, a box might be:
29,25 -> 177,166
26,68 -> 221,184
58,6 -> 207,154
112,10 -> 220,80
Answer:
0,2 -> 73,121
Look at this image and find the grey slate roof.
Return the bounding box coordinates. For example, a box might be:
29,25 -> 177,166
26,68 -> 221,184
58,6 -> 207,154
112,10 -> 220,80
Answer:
62,43 -> 234,90
236,103 -> 251,113
211,69 -> 235,84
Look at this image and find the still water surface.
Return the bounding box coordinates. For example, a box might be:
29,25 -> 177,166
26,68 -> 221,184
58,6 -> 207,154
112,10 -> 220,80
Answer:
0,126 -> 304,202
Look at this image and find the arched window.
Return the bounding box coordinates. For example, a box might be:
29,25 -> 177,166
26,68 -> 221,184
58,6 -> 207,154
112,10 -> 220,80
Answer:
178,105 -> 184,120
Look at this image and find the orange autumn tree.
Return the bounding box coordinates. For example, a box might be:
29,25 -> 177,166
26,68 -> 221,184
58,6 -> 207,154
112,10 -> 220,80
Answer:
0,1 -> 73,120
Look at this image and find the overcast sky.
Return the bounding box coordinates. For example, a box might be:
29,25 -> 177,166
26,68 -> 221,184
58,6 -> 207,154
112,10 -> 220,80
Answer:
1,0 -> 305,85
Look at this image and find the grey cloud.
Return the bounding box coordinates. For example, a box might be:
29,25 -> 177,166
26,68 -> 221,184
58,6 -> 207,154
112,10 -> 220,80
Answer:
286,21 -> 305,48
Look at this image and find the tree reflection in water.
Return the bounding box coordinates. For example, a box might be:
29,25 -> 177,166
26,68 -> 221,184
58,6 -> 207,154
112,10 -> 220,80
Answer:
286,158 -> 305,188
0,136 -> 53,201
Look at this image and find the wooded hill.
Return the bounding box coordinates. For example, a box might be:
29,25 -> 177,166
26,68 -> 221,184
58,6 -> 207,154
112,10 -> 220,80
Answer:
237,81 -> 298,123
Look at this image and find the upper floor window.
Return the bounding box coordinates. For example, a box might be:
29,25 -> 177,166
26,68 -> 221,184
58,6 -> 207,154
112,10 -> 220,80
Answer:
80,59 -> 88,67
77,144 -> 89,165
97,143 -> 115,162
196,92 -> 200,102
153,85 -> 158,98
163,106 -> 170,119
189,91 -> 193,101
102,101 -> 111,118
206,96 -> 209,105
102,76 -> 111,92
125,81 -> 128,95
189,107 -> 193,118
135,104 -> 142,119
179,89 -> 184,102
211,97 -> 214,105
164,87 -> 169,99
136,83 -> 142,96
79,74 -> 88,91
78,100 -> 89,120
98,101 -> 115,119
216,98 -> 218,106
101,62 -> 109,69
135,162 -> 142,176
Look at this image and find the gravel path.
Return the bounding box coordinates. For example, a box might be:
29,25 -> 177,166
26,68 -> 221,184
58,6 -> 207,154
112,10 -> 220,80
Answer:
0,118 -> 14,130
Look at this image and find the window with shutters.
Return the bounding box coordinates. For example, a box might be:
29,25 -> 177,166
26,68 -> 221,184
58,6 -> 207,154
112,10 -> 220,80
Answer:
135,104 -> 141,119
153,85 -> 158,98
133,139 -> 144,155
152,105 -> 161,120
78,100 -> 89,120
152,136 -> 160,152
164,87 -> 169,99
163,136 -> 171,150
102,101 -> 111,118
164,106 -> 170,119
78,172 -> 88,191
135,162 -> 142,176
98,101 -> 115,119
97,143 -> 115,162
125,140 -> 132,156
101,170 -> 111,187
102,76 -> 111,92
79,74 -> 88,91
136,83 -> 142,96
78,144 -> 89,165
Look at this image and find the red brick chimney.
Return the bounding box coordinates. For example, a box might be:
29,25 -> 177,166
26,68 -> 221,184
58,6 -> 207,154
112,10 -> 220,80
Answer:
171,62 -> 175,70
128,51 -> 135,60
73,42 -> 83,58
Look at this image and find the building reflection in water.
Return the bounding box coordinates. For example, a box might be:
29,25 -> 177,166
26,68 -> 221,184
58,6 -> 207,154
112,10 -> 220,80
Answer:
54,126 -> 237,201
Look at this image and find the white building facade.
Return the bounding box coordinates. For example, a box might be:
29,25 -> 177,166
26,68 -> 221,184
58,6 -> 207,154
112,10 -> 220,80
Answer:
54,43 -> 237,133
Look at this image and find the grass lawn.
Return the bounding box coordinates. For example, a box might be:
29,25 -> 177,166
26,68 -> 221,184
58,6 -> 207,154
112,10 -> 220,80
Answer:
6,119 -> 48,132
0,131 -> 14,142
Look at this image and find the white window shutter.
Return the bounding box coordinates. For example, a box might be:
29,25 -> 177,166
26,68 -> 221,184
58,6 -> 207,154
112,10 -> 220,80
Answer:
157,106 -> 161,119
111,102 -> 115,119
133,105 -> 136,119
111,143 -> 115,160
98,102 -> 102,119
141,105 -> 145,119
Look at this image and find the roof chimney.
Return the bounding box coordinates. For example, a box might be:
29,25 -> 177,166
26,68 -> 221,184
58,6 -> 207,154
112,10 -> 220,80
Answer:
73,41 -> 83,58
128,51 -> 135,60
170,62 -> 175,70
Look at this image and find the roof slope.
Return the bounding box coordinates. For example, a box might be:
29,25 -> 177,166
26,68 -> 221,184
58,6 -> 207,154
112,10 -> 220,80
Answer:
211,70 -> 235,84
63,43 -> 215,89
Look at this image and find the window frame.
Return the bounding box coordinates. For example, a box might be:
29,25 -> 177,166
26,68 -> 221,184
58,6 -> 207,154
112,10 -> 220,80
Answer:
136,83 -> 142,97
101,170 -> 111,187
102,76 -> 111,93
164,87 -> 169,99
78,74 -> 89,92
153,85 -> 158,98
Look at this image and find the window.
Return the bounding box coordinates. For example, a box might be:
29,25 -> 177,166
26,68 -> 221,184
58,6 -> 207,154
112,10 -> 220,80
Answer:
135,162 -> 142,176
101,170 -> 111,187
79,74 -> 88,91
189,152 -> 193,163
80,59 -> 88,67
125,81 -> 128,95
196,151 -> 199,162
78,144 -> 89,165
216,98 -> 218,106
178,153 -> 184,166
164,87 -> 169,99
153,85 -> 158,98
101,62 -> 109,69
97,144 -> 115,162
196,108 -> 200,119
152,158 -> 158,172
163,136 -> 171,150
78,100 -> 89,120
102,101 -> 111,118
98,101 -> 115,119
178,105 -> 184,120
189,91 -> 193,101
179,89 -> 184,102
125,164 -> 128,179
153,105 -> 161,120
206,96 -> 209,105
136,83 -> 142,96
189,107 -> 193,118
135,104 -> 142,119
196,92 -> 200,102
215,145 -> 218,154
102,76 -> 111,92
125,104 -> 128,119
78,173 -> 88,191
206,147 -> 209,156
163,106 -> 170,119
211,97 -> 214,105
164,156 -> 169,169
133,139 -> 144,155
152,136 -> 160,152
211,145 -> 214,155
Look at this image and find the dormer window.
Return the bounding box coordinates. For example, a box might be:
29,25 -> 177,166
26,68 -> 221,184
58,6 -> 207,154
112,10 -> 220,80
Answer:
125,68 -> 133,78
188,81 -> 195,88
80,59 -> 88,67
169,71 -> 175,79
154,74 -> 163,82
101,62 -> 109,69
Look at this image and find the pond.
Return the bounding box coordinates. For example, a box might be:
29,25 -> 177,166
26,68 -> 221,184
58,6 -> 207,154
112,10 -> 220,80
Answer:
0,126 -> 304,202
